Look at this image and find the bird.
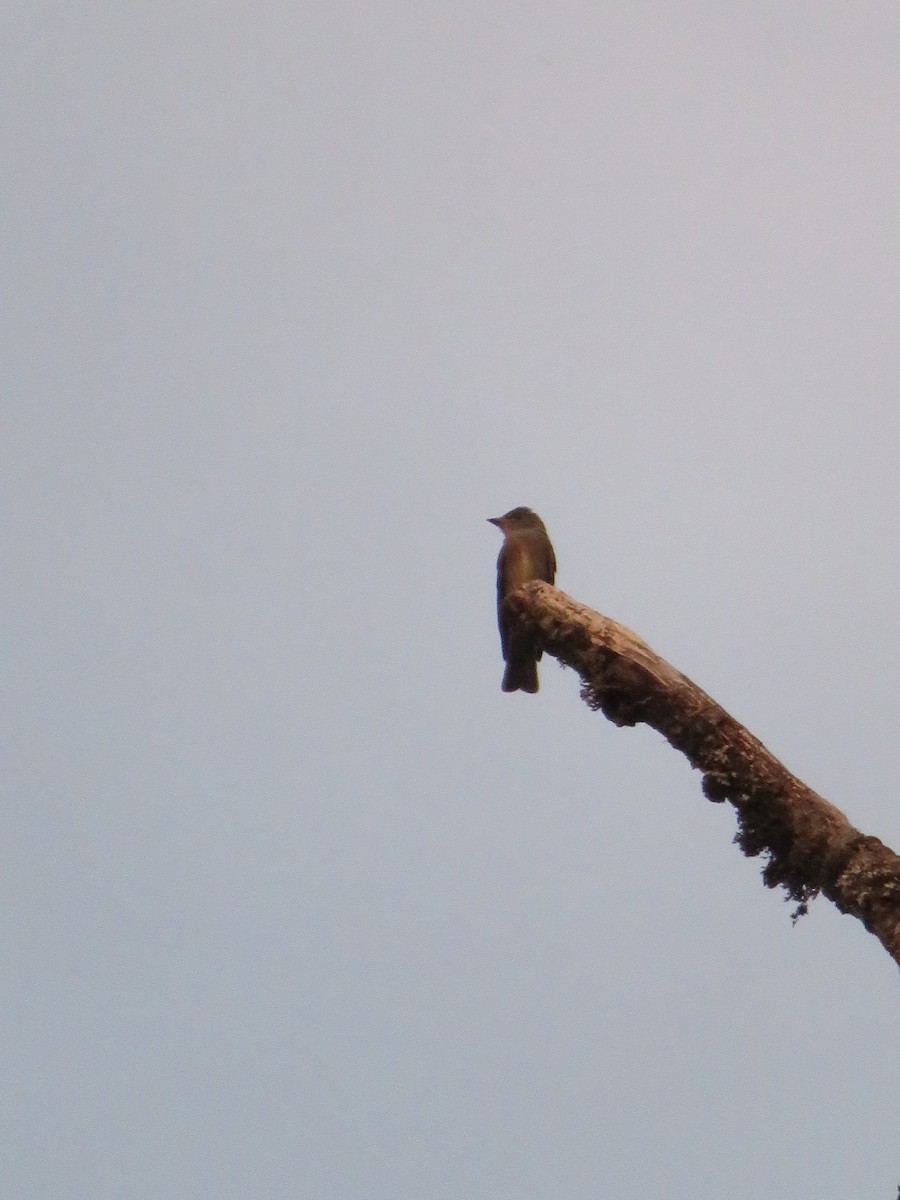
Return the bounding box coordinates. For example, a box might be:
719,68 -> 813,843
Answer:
487,507 -> 556,693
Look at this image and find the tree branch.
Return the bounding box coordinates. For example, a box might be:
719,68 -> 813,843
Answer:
506,581 -> 900,968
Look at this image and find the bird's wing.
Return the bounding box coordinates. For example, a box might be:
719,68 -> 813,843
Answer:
547,543 -> 557,584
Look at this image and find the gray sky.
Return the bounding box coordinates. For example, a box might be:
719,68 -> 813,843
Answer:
5,3 -> 900,1197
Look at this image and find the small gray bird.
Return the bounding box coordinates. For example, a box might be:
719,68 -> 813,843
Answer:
487,507 -> 557,693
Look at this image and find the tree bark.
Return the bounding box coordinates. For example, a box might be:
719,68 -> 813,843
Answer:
505,581 -> 900,968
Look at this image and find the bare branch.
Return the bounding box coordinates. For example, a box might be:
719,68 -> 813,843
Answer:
505,581 -> 900,967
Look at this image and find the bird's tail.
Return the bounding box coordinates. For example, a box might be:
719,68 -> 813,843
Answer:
502,655 -> 539,693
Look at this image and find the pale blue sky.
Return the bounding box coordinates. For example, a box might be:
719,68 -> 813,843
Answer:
5,3 -> 900,1196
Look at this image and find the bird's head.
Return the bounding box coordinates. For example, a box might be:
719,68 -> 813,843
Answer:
487,507 -> 545,533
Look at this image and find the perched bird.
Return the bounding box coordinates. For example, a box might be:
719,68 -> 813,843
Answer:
487,507 -> 556,693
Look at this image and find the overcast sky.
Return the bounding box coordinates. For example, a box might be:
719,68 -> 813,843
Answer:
5,3 -> 900,1197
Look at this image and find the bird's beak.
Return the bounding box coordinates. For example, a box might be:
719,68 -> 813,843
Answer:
487,516 -> 502,528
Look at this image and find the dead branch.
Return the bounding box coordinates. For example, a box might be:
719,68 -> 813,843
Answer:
505,581 -> 900,968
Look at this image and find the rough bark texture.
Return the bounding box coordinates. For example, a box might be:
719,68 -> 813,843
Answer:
505,581 -> 900,968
